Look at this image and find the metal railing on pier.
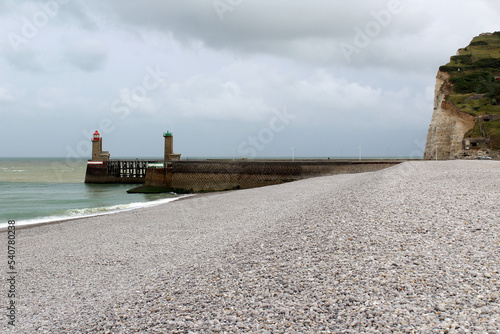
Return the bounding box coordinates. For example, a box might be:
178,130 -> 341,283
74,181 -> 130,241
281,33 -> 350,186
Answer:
106,160 -> 153,178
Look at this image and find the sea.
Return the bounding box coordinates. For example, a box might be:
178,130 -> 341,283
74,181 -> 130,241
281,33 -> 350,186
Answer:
0,158 -> 181,229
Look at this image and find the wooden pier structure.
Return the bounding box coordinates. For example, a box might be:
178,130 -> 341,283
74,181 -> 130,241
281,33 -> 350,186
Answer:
85,159 -> 160,184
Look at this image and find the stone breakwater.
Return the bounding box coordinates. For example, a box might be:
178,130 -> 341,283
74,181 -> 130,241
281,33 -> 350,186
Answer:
3,161 -> 499,333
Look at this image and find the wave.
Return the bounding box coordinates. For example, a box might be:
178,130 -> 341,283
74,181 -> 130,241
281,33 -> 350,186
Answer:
0,195 -> 193,230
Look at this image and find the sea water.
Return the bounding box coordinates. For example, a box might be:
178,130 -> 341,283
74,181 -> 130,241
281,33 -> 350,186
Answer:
0,158 -> 180,229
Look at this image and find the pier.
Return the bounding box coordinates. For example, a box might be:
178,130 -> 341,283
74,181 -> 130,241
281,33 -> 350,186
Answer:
84,131 -> 402,191
85,159 -> 160,184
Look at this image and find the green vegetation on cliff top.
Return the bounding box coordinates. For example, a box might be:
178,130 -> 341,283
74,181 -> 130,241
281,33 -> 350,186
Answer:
439,32 -> 500,117
439,32 -> 500,150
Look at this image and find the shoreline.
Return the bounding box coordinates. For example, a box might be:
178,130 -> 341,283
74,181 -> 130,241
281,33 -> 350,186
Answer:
3,161 -> 499,332
0,195 -> 191,233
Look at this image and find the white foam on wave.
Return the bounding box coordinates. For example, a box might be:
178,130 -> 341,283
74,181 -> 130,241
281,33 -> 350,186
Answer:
0,195 -> 193,230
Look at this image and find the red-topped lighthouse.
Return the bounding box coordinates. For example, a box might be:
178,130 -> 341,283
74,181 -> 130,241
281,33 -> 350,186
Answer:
91,130 -> 110,161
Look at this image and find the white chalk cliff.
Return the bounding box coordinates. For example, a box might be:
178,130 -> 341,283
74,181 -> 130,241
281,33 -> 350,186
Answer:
423,71 -> 475,160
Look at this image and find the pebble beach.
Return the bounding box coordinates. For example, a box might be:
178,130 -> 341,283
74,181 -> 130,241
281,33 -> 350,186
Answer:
3,161 -> 500,333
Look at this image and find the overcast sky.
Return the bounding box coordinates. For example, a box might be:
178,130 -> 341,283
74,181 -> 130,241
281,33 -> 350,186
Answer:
1,0 -> 499,159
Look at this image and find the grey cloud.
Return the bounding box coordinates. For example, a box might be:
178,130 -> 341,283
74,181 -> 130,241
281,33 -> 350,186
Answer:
96,0 -> 430,67
0,86 -> 17,103
1,46 -> 45,72
56,1 -> 100,31
102,1 -> 363,40
63,39 -> 108,72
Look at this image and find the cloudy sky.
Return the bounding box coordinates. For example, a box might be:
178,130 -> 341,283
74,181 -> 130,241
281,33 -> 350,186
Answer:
1,0 -> 499,159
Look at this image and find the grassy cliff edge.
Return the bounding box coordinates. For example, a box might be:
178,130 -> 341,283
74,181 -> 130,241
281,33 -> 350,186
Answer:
439,32 -> 500,153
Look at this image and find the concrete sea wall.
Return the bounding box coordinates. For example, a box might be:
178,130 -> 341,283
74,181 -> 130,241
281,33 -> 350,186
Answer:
137,160 -> 400,193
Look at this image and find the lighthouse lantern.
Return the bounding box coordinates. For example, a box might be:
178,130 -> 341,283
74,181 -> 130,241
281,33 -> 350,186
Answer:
92,130 -> 100,142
